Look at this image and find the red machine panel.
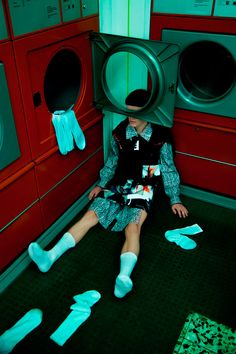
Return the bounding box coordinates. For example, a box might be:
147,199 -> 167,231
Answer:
35,119 -> 103,228
174,154 -> 236,198
0,164 -> 44,271
0,42 -> 31,183
173,117 -> 236,165
40,148 -> 103,228
0,164 -> 39,229
0,202 -> 43,272
13,19 -> 99,160
35,119 -> 103,197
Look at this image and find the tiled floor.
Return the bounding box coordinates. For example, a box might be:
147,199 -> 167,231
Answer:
173,312 -> 236,353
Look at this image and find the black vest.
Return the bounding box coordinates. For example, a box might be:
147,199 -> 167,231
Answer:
109,119 -> 173,186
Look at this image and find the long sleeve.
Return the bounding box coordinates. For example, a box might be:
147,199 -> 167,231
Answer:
97,137 -> 119,188
159,142 -> 182,205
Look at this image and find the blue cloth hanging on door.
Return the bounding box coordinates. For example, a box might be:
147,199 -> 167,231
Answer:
52,108 -> 86,155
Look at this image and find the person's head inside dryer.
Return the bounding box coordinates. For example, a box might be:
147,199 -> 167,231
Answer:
125,88 -> 151,133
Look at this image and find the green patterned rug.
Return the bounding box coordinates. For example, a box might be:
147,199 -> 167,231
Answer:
173,312 -> 236,353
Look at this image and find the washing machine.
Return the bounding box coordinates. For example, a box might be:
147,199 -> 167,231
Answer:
13,18 -> 99,159
0,2 -> 43,272
12,16 -> 105,230
150,13 -> 236,198
151,15 -> 236,118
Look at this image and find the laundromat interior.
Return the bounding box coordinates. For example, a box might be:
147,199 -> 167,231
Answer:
0,1 -> 236,353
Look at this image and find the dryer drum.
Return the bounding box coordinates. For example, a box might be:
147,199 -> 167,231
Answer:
179,41 -> 236,102
44,49 -> 82,112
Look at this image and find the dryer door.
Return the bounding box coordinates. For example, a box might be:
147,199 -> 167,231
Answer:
91,32 -> 179,127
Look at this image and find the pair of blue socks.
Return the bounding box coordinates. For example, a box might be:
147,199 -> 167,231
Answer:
0,291 -> 101,352
165,224 -> 203,250
52,108 -> 86,155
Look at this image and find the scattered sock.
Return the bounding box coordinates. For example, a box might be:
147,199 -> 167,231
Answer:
165,224 -> 203,250
165,224 -> 203,238
67,109 -> 86,150
73,290 -> 101,307
50,290 -> 101,346
0,309 -> 42,354
114,252 -> 137,298
165,233 -> 197,250
28,232 -> 76,272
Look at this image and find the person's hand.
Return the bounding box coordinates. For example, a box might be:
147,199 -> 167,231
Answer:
88,186 -> 102,200
171,203 -> 188,218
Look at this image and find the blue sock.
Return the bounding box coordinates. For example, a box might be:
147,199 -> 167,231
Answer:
28,232 -> 76,273
114,252 -> 138,298
52,111 -> 68,155
67,109 -> 86,150
50,291 -> 101,346
165,224 -> 203,250
61,111 -> 74,153
165,224 -> 203,238
0,309 -> 42,354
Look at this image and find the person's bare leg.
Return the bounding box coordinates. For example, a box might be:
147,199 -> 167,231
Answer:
114,210 -> 147,298
68,210 -> 99,243
28,210 -> 98,272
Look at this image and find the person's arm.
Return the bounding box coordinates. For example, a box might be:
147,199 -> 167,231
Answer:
89,137 -> 119,200
159,143 -> 188,218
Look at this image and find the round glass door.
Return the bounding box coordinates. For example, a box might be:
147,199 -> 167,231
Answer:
178,41 -> 236,103
91,32 -> 180,126
103,51 -> 155,111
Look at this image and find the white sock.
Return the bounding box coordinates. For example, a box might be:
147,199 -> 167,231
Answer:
28,232 -> 76,273
50,291 -> 101,346
114,252 -> 138,298
0,309 -> 42,354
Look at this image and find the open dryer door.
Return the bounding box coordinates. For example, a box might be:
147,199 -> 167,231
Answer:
91,32 -> 179,127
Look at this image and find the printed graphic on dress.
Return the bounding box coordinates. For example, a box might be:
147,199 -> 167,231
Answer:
142,165 -> 160,178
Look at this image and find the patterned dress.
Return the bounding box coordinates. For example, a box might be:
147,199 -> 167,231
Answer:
89,122 -> 181,231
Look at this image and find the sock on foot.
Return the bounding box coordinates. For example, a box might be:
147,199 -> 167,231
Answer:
28,232 -> 76,273
114,252 -> 137,298
0,309 -> 42,354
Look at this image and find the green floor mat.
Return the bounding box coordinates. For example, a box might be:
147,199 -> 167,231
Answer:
173,312 -> 236,353
0,195 -> 236,353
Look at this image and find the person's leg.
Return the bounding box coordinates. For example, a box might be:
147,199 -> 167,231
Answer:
28,210 -> 98,272
114,210 -> 147,298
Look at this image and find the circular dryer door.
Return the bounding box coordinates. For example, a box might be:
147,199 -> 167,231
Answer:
91,32 -> 180,127
162,30 -> 236,118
